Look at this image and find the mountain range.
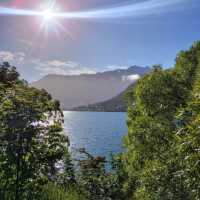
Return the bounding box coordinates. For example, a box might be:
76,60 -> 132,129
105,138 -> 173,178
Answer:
32,66 -> 150,110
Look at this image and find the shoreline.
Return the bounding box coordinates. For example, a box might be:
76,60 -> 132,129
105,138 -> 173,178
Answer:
62,110 -> 127,113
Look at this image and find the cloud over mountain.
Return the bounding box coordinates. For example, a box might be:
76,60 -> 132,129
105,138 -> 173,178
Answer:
122,74 -> 141,82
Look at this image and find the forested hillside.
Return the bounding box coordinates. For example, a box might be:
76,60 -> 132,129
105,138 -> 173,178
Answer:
1,41 -> 200,199
72,83 -> 135,112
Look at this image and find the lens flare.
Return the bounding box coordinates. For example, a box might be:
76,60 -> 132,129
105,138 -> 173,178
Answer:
42,9 -> 53,21
0,0 -> 186,19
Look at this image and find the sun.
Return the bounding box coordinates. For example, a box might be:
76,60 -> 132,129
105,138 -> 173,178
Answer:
42,9 -> 54,21
39,3 -> 66,36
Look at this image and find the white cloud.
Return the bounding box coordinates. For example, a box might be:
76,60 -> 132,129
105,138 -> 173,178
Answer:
18,39 -> 34,48
105,65 -> 128,71
0,51 -> 140,80
0,51 -> 14,62
122,74 -> 140,82
0,51 -> 97,77
0,51 -> 25,64
46,60 -> 79,69
15,52 -> 25,62
32,59 -> 97,76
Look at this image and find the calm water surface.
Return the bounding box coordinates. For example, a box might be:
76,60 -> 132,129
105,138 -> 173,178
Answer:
63,111 -> 127,159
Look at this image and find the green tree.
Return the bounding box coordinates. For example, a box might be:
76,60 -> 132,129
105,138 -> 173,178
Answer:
77,149 -> 124,200
123,67 -> 183,198
0,62 -> 72,199
173,41 -> 200,199
122,41 -> 200,199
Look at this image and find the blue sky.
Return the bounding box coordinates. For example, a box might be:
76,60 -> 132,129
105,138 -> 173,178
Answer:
0,0 -> 200,81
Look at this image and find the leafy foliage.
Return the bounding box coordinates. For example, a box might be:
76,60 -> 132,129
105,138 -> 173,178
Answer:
41,183 -> 85,200
77,149 -> 124,200
0,62 -> 73,199
122,41 -> 200,199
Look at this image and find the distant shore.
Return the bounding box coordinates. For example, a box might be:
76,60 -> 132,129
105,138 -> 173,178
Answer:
63,109 -> 127,113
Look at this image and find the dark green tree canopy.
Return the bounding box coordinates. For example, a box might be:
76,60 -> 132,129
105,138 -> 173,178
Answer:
123,41 -> 200,199
0,62 -> 71,199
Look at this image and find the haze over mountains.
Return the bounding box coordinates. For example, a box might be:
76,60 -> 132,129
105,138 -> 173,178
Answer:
32,66 -> 150,110
72,83 -> 135,112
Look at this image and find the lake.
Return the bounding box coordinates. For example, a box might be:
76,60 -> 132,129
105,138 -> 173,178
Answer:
63,111 -> 127,160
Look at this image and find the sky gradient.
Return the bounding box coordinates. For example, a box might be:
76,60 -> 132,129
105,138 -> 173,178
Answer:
0,0 -> 200,81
